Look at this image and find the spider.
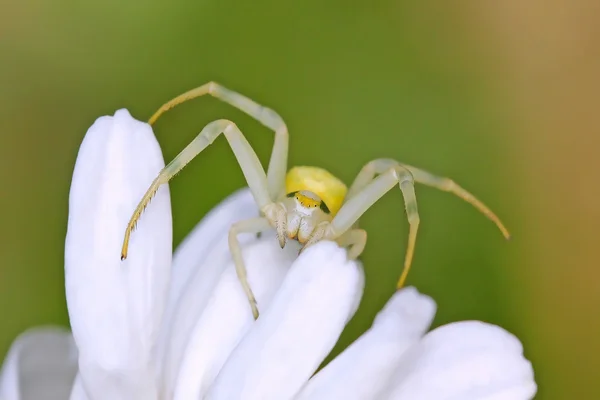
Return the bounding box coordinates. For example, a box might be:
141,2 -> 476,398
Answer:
120,82 -> 510,319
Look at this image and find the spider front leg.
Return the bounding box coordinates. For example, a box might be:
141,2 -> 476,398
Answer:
341,158 -> 510,288
148,82 -> 289,200
120,119 -> 278,259
348,158 -> 510,238
120,118 -> 289,318
326,166 -> 420,289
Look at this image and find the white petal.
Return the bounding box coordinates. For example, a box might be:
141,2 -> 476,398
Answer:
64,109 -> 172,399
172,233 -> 300,399
205,241 -> 364,400
0,327 -> 77,400
296,287 -> 437,400
69,375 -> 89,400
384,321 -> 537,400
167,188 -> 257,311
156,188 -> 258,387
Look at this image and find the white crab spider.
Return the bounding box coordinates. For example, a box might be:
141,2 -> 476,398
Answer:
121,82 -> 510,319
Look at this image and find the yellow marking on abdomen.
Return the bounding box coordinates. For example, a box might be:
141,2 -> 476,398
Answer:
285,166 -> 348,216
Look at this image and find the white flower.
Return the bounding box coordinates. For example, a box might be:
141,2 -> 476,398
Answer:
0,110 -> 537,400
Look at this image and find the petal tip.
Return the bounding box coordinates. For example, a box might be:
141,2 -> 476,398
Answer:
374,286 -> 437,335
112,108 -> 150,130
298,240 -> 360,268
113,108 -> 133,119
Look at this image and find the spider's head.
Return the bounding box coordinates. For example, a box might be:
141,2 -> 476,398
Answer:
282,190 -> 331,243
285,190 -> 331,216
284,166 -> 347,216
282,166 -> 347,243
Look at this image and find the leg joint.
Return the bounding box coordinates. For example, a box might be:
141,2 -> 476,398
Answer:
365,158 -> 399,174
228,224 -> 241,242
258,106 -> 287,133
391,165 -> 414,185
408,213 -> 420,225
206,81 -> 218,94
441,178 -> 456,191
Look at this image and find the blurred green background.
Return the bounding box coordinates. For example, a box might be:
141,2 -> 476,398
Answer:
1,1 -> 598,398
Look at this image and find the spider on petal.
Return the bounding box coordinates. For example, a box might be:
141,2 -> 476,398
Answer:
120,82 -> 510,319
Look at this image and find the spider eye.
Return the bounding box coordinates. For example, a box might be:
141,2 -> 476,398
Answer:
286,191 -> 298,198
319,201 -> 331,214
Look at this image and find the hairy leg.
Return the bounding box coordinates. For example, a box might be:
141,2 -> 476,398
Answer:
121,119 -> 273,259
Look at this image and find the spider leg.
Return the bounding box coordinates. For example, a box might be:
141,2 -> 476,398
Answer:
348,158 -> 510,239
297,221 -> 329,255
328,165 -> 419,289
148,82 -> 289,200
229,217 -> 273,319
335,229 -> 367,260
121,119 -> 273,259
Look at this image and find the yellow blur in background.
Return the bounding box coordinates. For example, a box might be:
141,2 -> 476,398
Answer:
1,1 -> 598,398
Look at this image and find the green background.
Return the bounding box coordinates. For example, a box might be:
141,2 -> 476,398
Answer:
1,1 -> 595,399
